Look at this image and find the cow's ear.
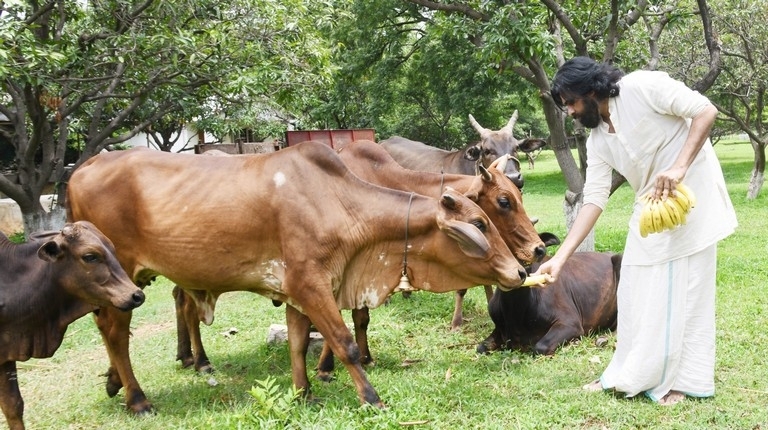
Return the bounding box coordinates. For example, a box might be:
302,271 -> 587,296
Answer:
518,138 -> 547,153
440,191 -> 458,210
440,220 -> 490,259
38,240 -> 65,262
538,232 -> 561,247
464,145 -> 481,161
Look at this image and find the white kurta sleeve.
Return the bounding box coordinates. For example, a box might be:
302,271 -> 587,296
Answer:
582,139 -> 612,210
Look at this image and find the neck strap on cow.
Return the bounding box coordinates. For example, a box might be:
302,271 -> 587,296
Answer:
395,192 -> 416,293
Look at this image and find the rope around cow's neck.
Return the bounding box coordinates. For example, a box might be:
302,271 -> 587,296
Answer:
395,192 -> 417,293
402,191 -> 414,277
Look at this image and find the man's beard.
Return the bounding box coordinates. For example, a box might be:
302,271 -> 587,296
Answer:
578,97 -> 602,128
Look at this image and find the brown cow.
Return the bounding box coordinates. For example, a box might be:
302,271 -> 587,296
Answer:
66,142 -> 529,411
0,221 -> 145,430
380,112 -> 548,329
313,140 -> 554,379
477,252 -> 621,356
173,139 -> 549,374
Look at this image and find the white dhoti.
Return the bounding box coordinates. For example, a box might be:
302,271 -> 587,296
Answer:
599,244 -> 717,401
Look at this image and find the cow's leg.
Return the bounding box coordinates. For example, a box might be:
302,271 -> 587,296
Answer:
182,291 -> 213,373
316,307 -> 374,382
94,307 -> 154,415
476,291 -> 504,354
452,286 -> 494,330
352,308 -> 373,366
0,361 -> 24,430
476,327 -> 504,354
451,289 -> 468,330
186,308 -> 213,373
316,343 -> 335,382
291,297 -> 382,407
173,287 -> 214,373
285,304 -> 313,398
173,286 -> 194,368
533,322 -> 585,355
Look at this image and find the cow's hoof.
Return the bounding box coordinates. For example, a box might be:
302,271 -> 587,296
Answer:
196,363 -> 214,374
304,394 -> 324,406
128,401 -> 156,416
315,370 -> 334,382
476,340 -> 500,354
178,356 -> 195,369
104,374 -> 123,398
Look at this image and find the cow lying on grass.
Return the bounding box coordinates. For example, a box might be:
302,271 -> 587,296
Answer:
477,252 -> 621,356
0,221 -> 145,430
66,141 -> 530,411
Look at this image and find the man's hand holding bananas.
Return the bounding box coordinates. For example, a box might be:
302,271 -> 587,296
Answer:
639,183 -> 696,237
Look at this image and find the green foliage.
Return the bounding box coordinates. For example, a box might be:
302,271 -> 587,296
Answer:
312,0 -> 546,147
8,231 -> 26,244
246,376 -> 303,427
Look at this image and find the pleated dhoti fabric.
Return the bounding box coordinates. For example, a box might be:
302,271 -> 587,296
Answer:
599,244 -> 717,401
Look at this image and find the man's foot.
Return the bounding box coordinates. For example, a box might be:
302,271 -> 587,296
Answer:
582,379 -> 603,392
658,390 -> 685,406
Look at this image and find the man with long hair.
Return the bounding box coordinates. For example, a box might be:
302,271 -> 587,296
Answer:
536,56 -> 737,405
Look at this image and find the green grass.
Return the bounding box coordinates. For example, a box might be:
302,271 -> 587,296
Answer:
16,142 -> 768,429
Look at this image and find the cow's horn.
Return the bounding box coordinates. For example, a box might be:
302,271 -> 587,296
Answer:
468,114 -> 490,137
502,110 -> 519,132
479,165 -> 492,182
492,155 -> 509,173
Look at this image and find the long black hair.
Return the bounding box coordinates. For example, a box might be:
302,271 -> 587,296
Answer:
550,57 -> 625,109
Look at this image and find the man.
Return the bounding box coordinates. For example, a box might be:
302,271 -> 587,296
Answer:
536,57 -> 737,405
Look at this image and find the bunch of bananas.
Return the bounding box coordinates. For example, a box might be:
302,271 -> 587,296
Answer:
638,183 -> 697,237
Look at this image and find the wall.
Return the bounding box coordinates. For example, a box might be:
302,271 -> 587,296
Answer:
0,195 -> 56,235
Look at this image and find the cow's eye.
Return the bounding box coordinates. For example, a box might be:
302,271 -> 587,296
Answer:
82,253 -> 100,264
471,219 -> 487,233
498,196 -> 511,210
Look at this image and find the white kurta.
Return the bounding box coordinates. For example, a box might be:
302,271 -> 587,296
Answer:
581,70 -> 738,400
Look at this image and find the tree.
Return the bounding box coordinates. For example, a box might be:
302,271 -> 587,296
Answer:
707,1 -> 767,199
0,0 -> 333,235
313,0 -> 543,149
394,0 -> 720,251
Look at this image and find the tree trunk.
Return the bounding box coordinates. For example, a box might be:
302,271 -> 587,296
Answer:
747,139 -> 766,200
22,206 -> 67,239
564,190 -> 594,252
539,91 -> 594,251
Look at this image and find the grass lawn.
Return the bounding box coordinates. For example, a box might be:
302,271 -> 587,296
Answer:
15,142 -> 768,429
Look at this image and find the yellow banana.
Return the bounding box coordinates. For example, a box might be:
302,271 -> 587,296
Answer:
669,196 -> 688,224
663,198 -> 681,226
657,199 -> 675,230
650,199 -> 663,233
639,198 -> 654,237
522,274 -> 552,287
676,183 -> 697,208
671,190 -> 689,212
